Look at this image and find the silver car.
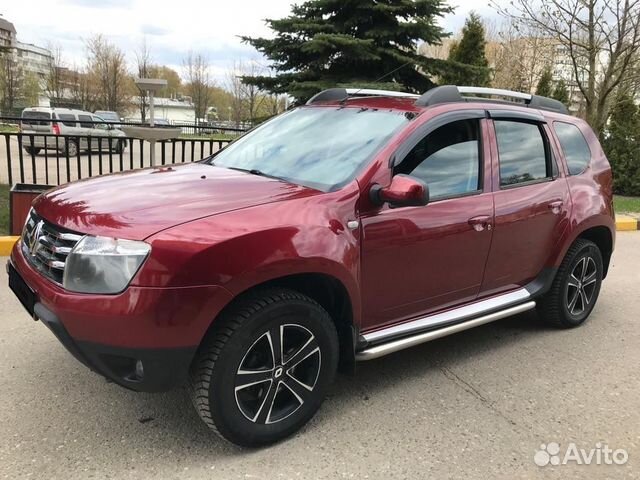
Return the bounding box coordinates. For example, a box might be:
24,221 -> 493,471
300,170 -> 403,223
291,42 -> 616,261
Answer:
21,107 -> 127,157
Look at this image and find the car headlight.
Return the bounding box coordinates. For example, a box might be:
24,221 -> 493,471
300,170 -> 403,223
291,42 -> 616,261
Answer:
63,236 -> 151,294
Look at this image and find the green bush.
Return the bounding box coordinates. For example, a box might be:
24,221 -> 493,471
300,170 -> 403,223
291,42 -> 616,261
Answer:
603,94 -> 640,196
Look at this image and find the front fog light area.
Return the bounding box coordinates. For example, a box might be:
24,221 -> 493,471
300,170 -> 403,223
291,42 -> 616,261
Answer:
63,236 -> 151,294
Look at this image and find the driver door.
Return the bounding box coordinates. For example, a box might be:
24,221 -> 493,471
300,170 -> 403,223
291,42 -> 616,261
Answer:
360,113 -> 495,331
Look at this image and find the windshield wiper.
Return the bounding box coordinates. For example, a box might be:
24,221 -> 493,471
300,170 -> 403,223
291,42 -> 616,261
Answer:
224,166 -> 284,181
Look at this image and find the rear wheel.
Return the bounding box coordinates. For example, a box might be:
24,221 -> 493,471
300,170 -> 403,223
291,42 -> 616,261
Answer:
538,239 -> 603,328
113,139 -> 125,153
189,288 -> 339,447
63,139 -> 78,157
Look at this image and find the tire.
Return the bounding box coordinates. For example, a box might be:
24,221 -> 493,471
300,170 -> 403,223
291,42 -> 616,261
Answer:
63,139 -> 78,157
189,288 -> 339,447
24,146 -> 41,156
537,239 -> 603,328
113,139 -> 125,153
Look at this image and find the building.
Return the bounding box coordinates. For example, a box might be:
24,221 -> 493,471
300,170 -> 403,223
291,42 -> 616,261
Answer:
15,41 -> 52,81
126,97 -> 196,123
0,15 -> 16,49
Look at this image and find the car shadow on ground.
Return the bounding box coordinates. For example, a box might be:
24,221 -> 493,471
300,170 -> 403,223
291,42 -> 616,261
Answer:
99,310 -> 547,452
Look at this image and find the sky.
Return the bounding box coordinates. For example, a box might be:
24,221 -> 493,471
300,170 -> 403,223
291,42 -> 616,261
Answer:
0,0 -> 498,83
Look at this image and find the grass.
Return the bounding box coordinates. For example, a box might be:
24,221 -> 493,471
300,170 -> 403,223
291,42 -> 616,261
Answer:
0,123 -> 19,134
614,195 -> 640,214
0,184 -> 9,236
178,133 -> 239,142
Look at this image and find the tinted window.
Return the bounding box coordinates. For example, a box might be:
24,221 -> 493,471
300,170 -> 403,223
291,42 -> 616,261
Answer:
57,113 -> 77,127
78,114 -> 93,128
212,107 -> 410,191
21,111 -> 50,125
495,121 -> 548,186
395,119 -> 481,199
554,122 -> 591,175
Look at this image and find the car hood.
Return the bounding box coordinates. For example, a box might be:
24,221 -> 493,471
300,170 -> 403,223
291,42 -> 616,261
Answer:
33,163 -> 320,240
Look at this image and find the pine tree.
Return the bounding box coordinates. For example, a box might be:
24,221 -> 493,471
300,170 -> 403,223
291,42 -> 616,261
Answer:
242,0 -> 478,102
441,12 -> 490,86
535,67 -> 553,97
552,79 -> 570,106
603,93 -> 640,195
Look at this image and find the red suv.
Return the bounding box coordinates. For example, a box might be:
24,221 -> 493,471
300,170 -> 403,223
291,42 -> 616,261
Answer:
8,86 -> 615,446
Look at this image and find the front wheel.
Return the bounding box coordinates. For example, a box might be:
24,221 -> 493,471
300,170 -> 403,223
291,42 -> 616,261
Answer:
24,146 -> 41,156
189,288 -> 339,447
538,239 -> 603,328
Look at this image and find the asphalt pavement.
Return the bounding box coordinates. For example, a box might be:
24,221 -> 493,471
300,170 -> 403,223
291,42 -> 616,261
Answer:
1,232 -> 639,479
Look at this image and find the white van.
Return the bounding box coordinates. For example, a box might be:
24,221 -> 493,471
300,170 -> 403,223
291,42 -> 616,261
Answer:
20,107 -> 127,157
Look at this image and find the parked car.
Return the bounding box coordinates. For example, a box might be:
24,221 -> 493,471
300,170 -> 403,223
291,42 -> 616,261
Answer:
8,86 -> 615,447
20,107 -> 127,157
93,110 -> 121,124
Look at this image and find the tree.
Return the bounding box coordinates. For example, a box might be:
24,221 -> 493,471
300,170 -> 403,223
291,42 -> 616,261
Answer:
134,39 -> 152,122
536,66 -> 554,97
441,12 -> 491,86
494,0 -> 640,136
85,34 -> 130,112
183,51 -> 212,122
242,0 -> 477,102
68,65 -> 94,111
153,65 -> 182,98
0,53 -> 22,113
603,93 -> 640,195
552,79 -> 570,106
45,43 -> 66,106
491,20 -> 555,92
22,72 -> 41,107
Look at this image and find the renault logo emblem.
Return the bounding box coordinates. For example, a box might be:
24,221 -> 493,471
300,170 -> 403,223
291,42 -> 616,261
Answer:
29,220 -> 44,256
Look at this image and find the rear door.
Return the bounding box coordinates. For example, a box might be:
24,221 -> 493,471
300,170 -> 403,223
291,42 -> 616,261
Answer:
480,111 -> 570,296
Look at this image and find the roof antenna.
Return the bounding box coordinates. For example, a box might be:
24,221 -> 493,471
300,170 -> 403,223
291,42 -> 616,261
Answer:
343,61 -> 414,102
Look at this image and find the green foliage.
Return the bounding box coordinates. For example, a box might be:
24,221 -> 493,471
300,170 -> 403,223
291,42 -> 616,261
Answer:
441,12 -> 490,86
535,67 -> 553,98
603,93 -> 640,196
552,79 -> 570,106
242,0 -> 477,102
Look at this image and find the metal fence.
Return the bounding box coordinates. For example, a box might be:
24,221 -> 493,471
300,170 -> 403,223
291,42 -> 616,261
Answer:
1,132 -> 234,186
0,116 -> 244,186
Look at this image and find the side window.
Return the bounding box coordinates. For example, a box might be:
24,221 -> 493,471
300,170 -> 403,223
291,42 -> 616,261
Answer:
553,122 -> 591,175
395,119 -> 481,200
78,114 -> 93,129
56,113 -> 77,127
494,121 -> 550,186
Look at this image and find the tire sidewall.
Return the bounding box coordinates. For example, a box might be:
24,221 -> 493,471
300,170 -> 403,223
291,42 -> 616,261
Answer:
560,243 -> 603,325
208,299 -> 338,446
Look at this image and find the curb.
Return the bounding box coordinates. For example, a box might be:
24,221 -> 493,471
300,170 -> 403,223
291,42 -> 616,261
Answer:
0,236 -> 18,256
0,215 -> 638,257
616,215 -> 639,231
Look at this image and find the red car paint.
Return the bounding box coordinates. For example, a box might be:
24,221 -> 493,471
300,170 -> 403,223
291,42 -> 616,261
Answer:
9,95 -> 615,391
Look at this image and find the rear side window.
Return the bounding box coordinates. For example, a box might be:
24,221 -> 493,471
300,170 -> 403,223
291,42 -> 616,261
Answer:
21,111 -> 50,126
78,115 -> 93,128
553,122 -> 591,175
494,121 -> 549,186
56,113 -> 77,127
395,119 -> 481,199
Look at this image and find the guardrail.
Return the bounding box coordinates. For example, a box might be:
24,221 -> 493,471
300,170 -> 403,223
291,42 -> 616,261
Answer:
1,132 -> 233,186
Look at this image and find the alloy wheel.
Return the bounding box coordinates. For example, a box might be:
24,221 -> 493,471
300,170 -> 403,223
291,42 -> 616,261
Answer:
234,324 -> 321,425
566,256 -> 598,316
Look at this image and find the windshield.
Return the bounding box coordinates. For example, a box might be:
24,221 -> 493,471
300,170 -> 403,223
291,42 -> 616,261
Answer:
95,111 -> 119,122
210,106 -> 410,191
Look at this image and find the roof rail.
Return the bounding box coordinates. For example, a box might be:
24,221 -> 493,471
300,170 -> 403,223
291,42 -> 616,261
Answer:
306,87 -> 419,105
415,85 -> 569,115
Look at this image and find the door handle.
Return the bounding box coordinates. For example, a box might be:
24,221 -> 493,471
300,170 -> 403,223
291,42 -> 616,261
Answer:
468,215 -> 493,232
548,200 -> 564,214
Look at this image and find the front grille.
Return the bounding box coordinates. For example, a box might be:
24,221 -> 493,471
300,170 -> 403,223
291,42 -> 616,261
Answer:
21,210 -> 83,285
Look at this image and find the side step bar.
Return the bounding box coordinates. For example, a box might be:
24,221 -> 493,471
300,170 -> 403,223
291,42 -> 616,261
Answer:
355,301 -> 536,361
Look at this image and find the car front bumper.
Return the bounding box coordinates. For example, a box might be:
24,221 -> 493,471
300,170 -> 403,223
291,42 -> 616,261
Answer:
8,241 -> 233,392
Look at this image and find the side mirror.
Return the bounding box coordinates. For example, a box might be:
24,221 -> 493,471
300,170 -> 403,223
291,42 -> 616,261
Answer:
370,174 -> 429,208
